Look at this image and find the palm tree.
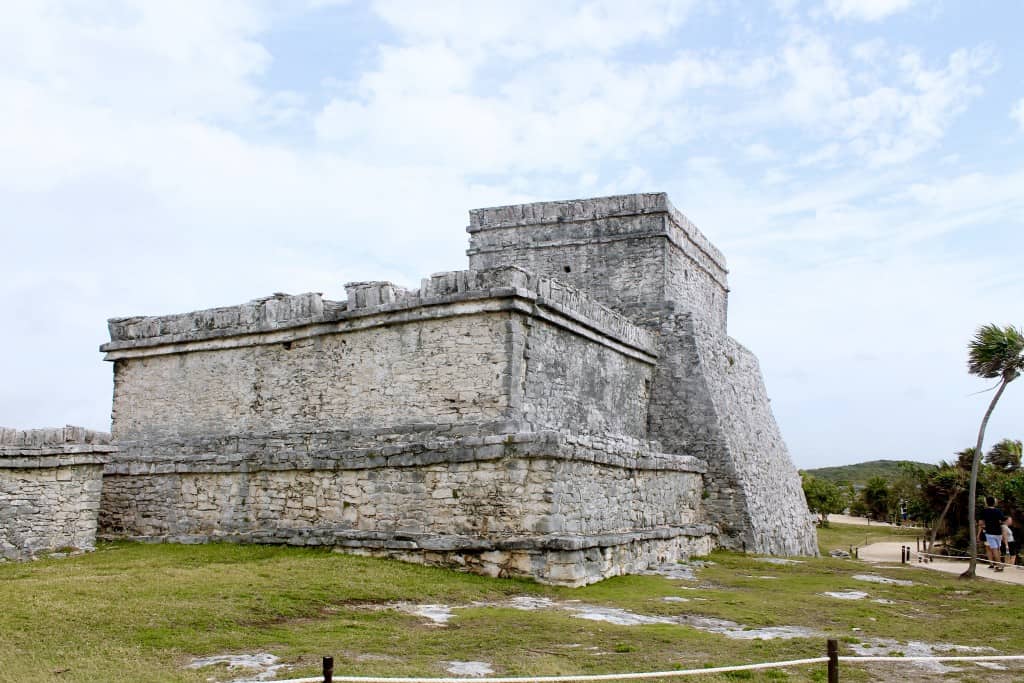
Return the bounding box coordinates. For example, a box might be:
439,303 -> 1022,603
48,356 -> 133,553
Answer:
926,456 -> 968,553
985,438 -> 1023,473
962,324 -> 1024,578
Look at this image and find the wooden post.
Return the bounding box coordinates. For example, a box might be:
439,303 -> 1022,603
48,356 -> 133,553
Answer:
827,638 -> 839,683
323,656 -> 334,683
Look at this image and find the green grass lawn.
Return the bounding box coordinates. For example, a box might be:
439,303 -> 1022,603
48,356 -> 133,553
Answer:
2,526 -> 1022,683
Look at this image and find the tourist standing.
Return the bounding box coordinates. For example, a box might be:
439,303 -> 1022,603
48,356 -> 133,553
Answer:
978,496 -> 1006,571
1002,515 -> 1018,569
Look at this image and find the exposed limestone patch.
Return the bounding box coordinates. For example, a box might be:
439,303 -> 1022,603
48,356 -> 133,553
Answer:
853,574 -> 914,586
444,661 -> 494,677
566,605 -> 675,626
390,597 -> 818,641
823,590 -> 870,600
756,557 -> 804,565
851,639 -> 995,674
186,653 -> 289,681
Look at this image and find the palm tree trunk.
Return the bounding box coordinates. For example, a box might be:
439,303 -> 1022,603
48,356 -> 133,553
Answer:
929,486 -> 961,553
962,379 -> 1008,578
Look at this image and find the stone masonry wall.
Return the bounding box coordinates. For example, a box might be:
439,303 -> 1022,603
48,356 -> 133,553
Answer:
467,193 -> 729,333
469,225 -> 668,321
466,193 -> 815,556
0,426 -> 112,560
98,431 -> 709,585
111,313 -> 513,442
522,317 -> 651,439
99,437 -> 704,540
696,331 -> 816,555
100,268 -> 700,584
645,310 -> 816,555
107,283 -> 657,446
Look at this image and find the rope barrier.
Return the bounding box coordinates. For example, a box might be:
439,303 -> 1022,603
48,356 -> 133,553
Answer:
840,655 -> 1024,663
262,652 -> 1024,683
267,658 -> 831,683
915,550 -> 1020,569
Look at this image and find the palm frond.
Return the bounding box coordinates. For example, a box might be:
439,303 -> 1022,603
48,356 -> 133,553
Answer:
967,324 -> 1024,380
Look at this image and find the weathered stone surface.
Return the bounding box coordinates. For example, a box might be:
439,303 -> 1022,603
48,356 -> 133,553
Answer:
0,427 -> 112,560
95,191 -> 815,584
467,193 -> 816,556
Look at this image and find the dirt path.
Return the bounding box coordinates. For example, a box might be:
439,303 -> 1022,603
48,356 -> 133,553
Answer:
829,514 -> 925,529
858,540 -> 1024,585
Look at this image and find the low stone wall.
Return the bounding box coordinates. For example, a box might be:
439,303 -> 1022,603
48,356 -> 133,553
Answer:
0,427 -> 113,560
99,430 -> 710,585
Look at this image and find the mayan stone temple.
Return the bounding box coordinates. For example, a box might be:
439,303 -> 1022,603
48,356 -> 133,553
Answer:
90,192 -> 816,585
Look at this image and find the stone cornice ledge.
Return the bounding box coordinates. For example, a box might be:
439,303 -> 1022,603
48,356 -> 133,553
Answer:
102,268 -> 657,361
0,452 -> 112,469
106,430 -> 705,475
103,525 -> 720,551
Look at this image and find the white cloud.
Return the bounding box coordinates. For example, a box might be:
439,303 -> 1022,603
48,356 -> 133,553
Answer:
370,0 -> 698,57
779,29 -> 851,123
743,143 -> 778,161
314,46 -> 774,175
0,1 -> 273,121
825,0 -> 917,22
851,38 -> 888,63
1012,98 -> 1024,130
770,30 -> 994,166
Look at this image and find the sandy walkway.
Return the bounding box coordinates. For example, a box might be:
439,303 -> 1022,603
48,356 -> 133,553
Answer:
830,514 -> 925,529
857,540 -> 1024,585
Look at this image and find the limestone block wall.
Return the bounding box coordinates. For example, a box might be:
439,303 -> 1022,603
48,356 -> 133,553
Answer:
705,337 -> 816,555
521,316 -> 651,439
99,432 -> 709,585
103,267 -> 658,444
467,193 -> 729,332
110,312 -> 513,442
0,427 -> 112,560
99,433 -> 704,540
645,310 -> 817,555
100,267 -> 706,584
466,193 -> 815,556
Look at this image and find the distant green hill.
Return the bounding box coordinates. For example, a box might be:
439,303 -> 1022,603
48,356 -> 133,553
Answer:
801,459 -> 936,488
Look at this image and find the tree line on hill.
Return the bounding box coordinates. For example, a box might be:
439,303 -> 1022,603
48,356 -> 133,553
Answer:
802,438 -> 1022,555
802,322 -> 1023,578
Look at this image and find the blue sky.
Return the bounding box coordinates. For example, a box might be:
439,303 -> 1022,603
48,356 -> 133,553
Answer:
1,0 -> 1021,468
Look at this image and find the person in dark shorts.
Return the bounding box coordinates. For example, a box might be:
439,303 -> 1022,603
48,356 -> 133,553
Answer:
978,496 -> 1007,571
